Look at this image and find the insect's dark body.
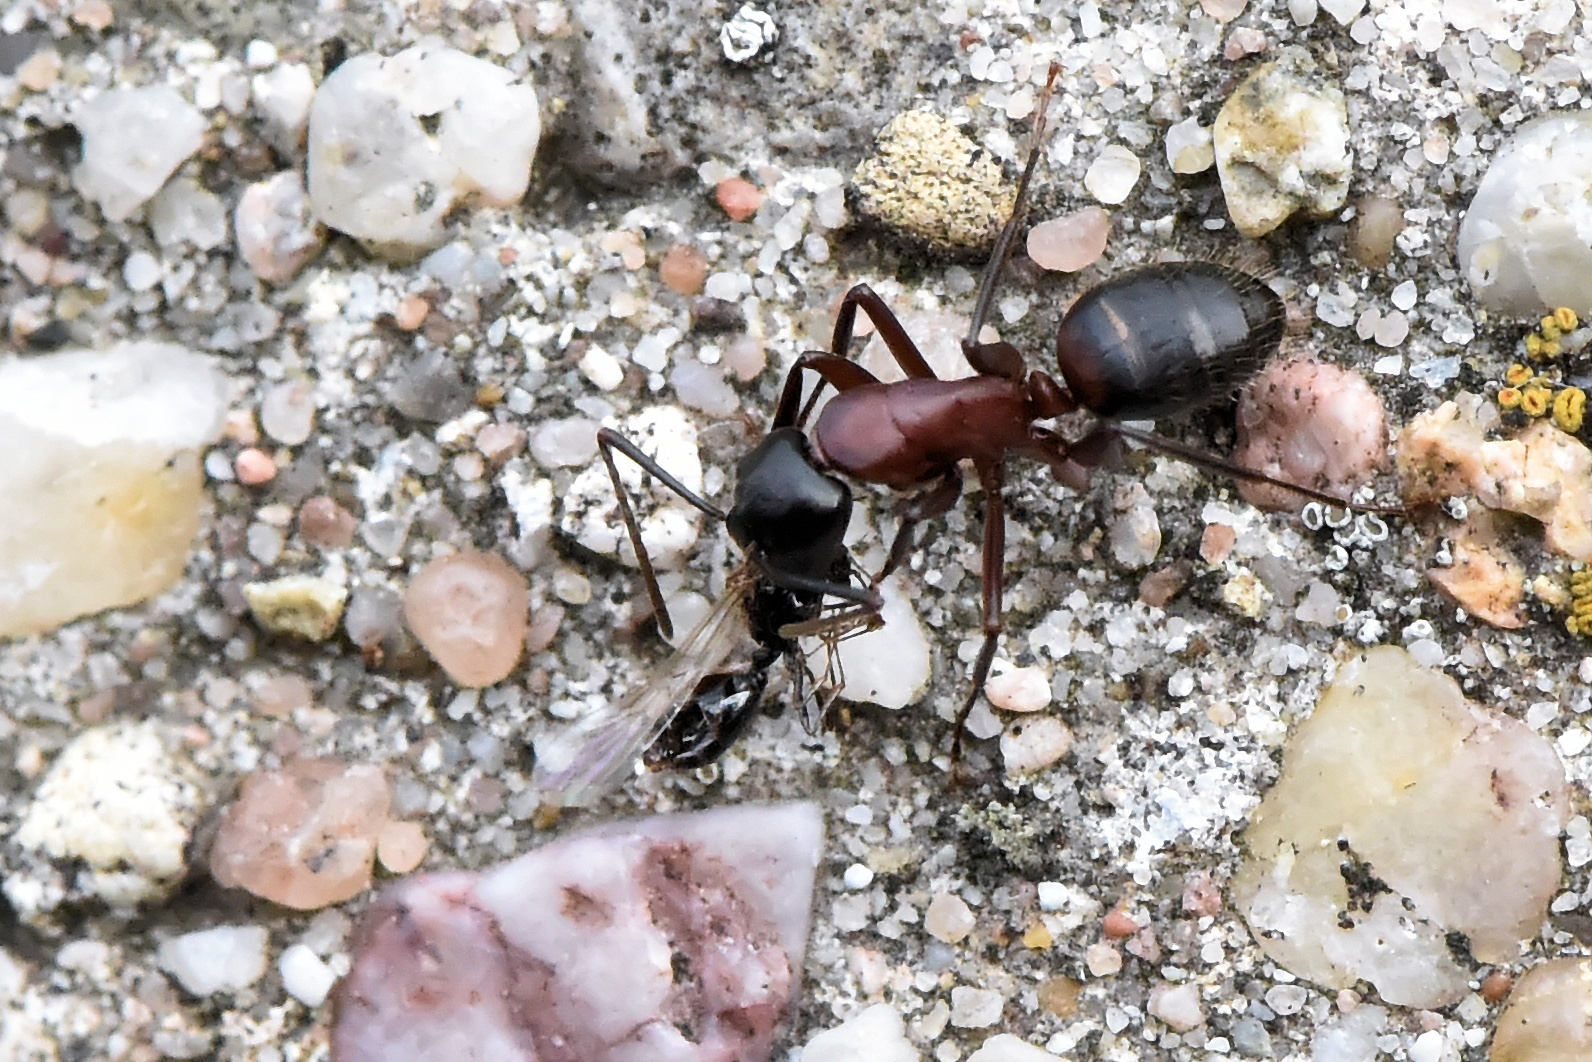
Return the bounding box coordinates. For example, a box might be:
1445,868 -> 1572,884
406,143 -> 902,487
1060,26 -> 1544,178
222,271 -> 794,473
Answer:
642,577 -> 825,771
640,427 -> 862,771
1053,262 -> 1286,420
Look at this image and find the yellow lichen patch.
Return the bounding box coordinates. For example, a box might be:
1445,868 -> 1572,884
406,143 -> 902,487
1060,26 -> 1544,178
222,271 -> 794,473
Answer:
1521,386 -> 1552,417
1554,387 -> 1586,434
1498,386 -> 1524,410
1505,363 -> 1535,387
1568,571 -> 1592,636
1523,307 -> 1578,361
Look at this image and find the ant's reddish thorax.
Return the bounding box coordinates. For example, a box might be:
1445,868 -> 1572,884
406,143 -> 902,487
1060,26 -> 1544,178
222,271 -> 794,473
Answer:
813,376 -> 1034,488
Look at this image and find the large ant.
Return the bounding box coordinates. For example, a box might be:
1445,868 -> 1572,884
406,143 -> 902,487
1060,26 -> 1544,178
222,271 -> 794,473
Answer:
536,65 -> 1396,800
776,62 -> 1400,760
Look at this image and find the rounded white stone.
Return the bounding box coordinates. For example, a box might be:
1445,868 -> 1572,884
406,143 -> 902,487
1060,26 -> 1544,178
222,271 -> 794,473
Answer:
1457,111 -> 1592,315
1083,144 -> 1142,205
1000,715 -> 1073,775
967,1033 -> 1055,1062
802,1004 -> 916,1062
985,666 -> 1051,712
830,576 -> 931,710
949,986 -> 1004,1028
1165,118 -> 1215,174
307,41 -> 540,254
1148,982 -> 1205,1032
72,86 -> 207,222
925,891 -> 975,943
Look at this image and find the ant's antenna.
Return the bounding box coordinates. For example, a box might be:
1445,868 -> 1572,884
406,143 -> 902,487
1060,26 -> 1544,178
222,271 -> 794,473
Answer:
966,59 -> 1062,346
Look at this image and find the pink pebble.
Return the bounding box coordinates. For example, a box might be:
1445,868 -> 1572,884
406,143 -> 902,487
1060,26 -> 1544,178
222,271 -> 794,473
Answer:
1027,207 -> 1111,272
715,177 -> 763,222
235,447 -> 278,485
1234,359 -> 1388,512
209,758 -> 391,910
331,803 -> 823,1062
404,550 -> 528,687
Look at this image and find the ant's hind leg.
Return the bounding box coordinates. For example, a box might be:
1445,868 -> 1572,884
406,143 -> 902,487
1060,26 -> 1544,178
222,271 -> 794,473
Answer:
597,427 -> 727,640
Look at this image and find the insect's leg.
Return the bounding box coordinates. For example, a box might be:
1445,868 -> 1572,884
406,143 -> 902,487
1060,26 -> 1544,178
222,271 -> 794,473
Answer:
597,427 -> 728,641
963,60 -> 1063,371
748,546 -> 883,613
772,350 -> 883,427
875,467 -> 963,585
832,284 -> 941,378
775,284 -> 945,429
1109,422 -> 1407,516
950,458 -> 1007,764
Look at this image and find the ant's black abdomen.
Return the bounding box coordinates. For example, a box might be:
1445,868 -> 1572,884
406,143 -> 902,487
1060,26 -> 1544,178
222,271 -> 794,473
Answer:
1054,262 -> 1284,422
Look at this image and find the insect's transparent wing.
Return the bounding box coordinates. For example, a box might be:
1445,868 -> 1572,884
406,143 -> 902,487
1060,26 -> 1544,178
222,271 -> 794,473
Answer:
530,586 -> 754,807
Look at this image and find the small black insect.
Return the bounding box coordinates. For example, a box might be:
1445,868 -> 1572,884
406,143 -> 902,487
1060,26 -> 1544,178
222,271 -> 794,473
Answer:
531,427 -> 879,806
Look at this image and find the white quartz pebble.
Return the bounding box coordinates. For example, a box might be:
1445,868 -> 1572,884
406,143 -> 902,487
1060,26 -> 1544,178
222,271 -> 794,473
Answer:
158,926 -> 270,997
72,86 -> 206,222
307,41 -> 541,255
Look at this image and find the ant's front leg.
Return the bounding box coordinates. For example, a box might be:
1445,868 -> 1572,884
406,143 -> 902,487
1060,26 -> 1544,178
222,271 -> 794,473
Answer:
772,350 -> 881,428
831,284 -> 940,378
596,428 -> 725,640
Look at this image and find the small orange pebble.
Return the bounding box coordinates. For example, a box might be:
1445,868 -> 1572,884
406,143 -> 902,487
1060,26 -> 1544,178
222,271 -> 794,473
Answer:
1199,523 -> 1236,565
394,293 -> 430,331
235,447 -> 278,485
1102,909 -> 1139,939
498,245 -> 518,265
376,820 -> 428,874
715,176 -> 763,221
1480,969 -> 1514,1003
659,243 -> 709,295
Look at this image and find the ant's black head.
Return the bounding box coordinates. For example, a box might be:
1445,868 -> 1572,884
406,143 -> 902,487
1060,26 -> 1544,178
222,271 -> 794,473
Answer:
727,427 -> 852,589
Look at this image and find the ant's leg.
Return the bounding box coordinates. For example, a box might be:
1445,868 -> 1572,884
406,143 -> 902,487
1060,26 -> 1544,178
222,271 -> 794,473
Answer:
773,350 -> 882,427
832,284 -> 940,378
1108,423 -> 1407,516
964,61 -> 1062,350
950,459 -> 1007,764
775,286 -> 943,430
875,467 -> 963,584
748,546 -> 883,613
597,428 -> 727,641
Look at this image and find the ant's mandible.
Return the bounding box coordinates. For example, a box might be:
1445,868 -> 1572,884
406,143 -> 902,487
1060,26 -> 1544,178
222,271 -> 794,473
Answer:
777,62 -> 1401,762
